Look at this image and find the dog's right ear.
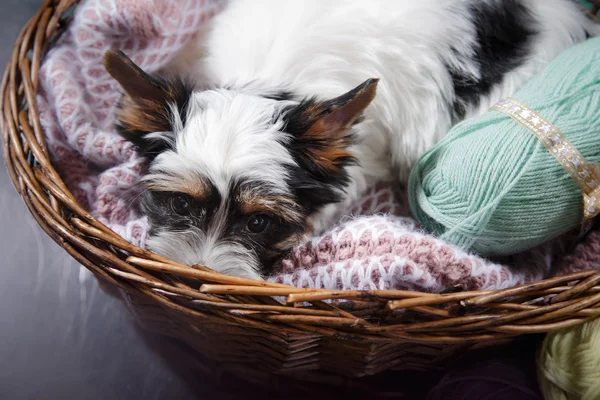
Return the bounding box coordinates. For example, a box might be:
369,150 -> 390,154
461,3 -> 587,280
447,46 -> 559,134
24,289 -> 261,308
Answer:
103,49 -> 166,102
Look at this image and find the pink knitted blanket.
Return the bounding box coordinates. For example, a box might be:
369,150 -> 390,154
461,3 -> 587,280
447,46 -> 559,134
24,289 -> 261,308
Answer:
37,0 -> 599,292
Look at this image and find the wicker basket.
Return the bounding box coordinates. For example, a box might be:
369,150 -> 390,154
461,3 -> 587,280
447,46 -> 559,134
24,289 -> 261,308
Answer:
4,0 -> 600,389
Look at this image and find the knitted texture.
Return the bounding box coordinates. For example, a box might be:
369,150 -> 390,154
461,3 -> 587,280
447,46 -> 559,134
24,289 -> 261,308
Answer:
269,184 -> 559,291
537,316 -> 600,400
409,38 -> 600,257
37,0 -> 599,292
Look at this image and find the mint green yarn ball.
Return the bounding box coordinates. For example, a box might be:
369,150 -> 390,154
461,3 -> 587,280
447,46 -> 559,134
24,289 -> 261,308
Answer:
408,37 -> 600,257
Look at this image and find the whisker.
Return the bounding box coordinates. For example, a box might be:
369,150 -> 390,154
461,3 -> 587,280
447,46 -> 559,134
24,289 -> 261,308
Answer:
123,185 -> 149,211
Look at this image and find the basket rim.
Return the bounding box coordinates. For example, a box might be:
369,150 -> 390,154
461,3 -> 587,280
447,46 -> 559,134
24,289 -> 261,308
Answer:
3,0 -> 600,346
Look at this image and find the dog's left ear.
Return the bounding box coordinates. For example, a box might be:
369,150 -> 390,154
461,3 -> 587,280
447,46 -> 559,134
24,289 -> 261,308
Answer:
288,78 -> 379,176
103,49 -> 195,163
103,49 -> 166,102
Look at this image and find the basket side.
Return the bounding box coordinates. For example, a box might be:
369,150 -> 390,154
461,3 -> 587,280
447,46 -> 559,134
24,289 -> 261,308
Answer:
3,0 -> 600,381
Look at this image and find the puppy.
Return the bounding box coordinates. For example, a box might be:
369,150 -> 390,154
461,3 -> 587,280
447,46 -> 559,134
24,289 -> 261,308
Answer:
104,0 -> 598,279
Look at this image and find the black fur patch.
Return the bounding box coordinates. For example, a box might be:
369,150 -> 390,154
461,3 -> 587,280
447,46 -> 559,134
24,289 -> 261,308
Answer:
280,98 -> 357,213
449,0 -> 537,119
142,179 -> 306,276
142,178 -> 221,235
261,90 -> 296,101
226,181 -> 306,275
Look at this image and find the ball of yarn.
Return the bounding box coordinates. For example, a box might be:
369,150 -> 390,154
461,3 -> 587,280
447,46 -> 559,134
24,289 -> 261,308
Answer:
409,37 -> 600,257
537,317 -> 600,400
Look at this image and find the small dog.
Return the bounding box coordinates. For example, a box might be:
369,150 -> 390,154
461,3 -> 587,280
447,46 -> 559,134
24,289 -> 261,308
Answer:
104,0 -> 598,280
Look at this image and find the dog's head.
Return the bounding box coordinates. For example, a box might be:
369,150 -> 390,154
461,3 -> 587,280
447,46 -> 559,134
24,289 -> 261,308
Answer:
103,50 -> 378,279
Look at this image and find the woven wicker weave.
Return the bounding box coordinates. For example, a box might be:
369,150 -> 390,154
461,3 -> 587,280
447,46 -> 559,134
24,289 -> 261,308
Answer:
3,0 -> 600,387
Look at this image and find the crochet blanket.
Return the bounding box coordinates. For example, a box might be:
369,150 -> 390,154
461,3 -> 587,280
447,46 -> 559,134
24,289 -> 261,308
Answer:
37,0 -> 599,293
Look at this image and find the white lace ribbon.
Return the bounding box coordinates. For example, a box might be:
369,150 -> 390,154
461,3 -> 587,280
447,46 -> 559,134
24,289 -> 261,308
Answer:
493,97 -> 600,233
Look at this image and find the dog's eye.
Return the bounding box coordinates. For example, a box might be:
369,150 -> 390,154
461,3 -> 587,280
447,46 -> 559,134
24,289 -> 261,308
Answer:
170,193 -> 190,215
246,213 -> 270,234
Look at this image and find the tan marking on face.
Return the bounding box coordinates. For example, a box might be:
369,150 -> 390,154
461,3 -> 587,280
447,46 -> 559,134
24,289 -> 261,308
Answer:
237,188 -> 304,224
145,176 -> 210,200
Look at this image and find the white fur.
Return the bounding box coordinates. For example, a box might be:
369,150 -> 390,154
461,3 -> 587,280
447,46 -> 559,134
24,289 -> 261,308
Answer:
147,228 -> 263,280
156,0 -> 595,277
149,90 -> 295,195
